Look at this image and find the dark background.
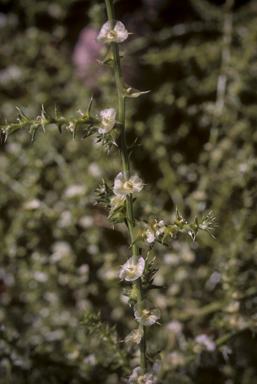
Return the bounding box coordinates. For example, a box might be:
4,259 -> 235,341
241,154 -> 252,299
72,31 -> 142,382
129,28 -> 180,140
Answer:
1,0 -> 257,383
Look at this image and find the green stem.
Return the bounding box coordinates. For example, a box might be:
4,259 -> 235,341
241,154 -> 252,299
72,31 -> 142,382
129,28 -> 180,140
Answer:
104,0 -> 146,372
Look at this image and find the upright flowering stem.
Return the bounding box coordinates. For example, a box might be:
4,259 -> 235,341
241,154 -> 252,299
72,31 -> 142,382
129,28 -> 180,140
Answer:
104,0 -> 147,371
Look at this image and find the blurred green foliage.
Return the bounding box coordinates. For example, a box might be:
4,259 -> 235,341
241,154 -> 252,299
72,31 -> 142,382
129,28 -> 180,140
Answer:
1,0 -> 257,383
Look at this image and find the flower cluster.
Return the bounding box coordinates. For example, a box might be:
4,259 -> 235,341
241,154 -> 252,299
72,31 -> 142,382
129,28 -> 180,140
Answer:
134,216 -> 166,249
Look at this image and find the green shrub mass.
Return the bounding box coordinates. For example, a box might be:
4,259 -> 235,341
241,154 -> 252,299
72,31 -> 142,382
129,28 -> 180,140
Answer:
1,0 -> 257,383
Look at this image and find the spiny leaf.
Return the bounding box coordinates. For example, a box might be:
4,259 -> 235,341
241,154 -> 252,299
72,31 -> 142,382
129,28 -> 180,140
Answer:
16,107 -> 29,123
29,123 -> 40,142
1,130 -> 7,144
55,106 -> 65,121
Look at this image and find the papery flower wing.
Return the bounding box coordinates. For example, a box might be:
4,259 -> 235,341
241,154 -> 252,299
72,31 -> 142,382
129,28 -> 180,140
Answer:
129,367 -> 141,384
113,21 -> 129,42
125,327 -> 144,344
129,367 -> 157,384
119,256 -> 145,281
110,195 -> 125,209
96,21 -> 112,44
134,299 -> 161,326
142,307 -> 161,326
113,171 -> 143,196
96,20 -> 128,44
97,107 -> 116,134
113,172 -> 125,196
129,174 -> 143,192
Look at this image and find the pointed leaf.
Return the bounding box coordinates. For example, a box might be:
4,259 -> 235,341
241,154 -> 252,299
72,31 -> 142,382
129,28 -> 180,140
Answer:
121,82 -> 151,98
86,95 -> 93,117
4,132 -> 8,143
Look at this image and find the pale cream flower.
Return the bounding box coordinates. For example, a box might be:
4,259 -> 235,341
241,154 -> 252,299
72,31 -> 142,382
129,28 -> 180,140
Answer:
133,221 -> 156,249
96,20 -> 128,44
145,229 -> 155,244
152,219 -> 165,236
166,351 -> 185,367
110,195 -> 125,209
129,367 -> 157,384
166,320 -> 183,334
119,256 -> 145,281
113,171 -> 143,196
125,327 -> 144,344
134,299 -> 161,326
224,300 -> 240,313
96,108 -> 116,134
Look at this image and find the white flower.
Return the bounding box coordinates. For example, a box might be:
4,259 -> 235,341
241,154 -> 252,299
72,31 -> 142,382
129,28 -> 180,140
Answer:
96,108 -> 116,134
195,334 -> 216,351
114,171 -> 143,196
129,367 -> 157,384
134,299 -> 161,326
125,327 -> 144,344
119,256 -> 145,281
96,20 -> 128,44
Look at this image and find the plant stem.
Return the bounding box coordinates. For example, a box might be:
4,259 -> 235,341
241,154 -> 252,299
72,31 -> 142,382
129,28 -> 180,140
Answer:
104,0 -> 147,372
